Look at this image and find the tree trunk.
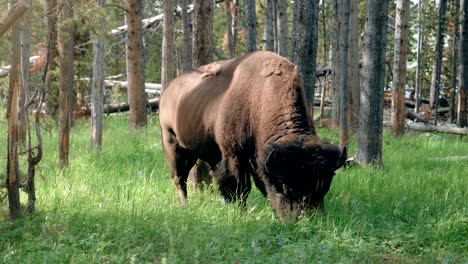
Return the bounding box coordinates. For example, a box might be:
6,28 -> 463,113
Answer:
181,0 -> 192,72
91,0 -> 106,151
291,0 -> 319,113
244,0 -> 257,53
391,0 -> 410,137
57,0 -> 74,169
414,0 -> 423,113
44,0 -> 59,116
125,0 -> 147,128
193,0 -> 213,67
6,0 -> 22,220
348,0 -> 360,132
225,0 -> 235,57
450,0 -> 460,124
459,0 -> 468,127
276,0 -> 288,56
339,0 -> 350,149
162,0 -> 175,88
429,0 -> 448,126
356,0 -> 390,166
331,0 -> 340,128
264,0 -> 274,51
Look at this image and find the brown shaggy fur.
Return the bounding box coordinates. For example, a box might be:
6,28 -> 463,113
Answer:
159,51 -> 346,220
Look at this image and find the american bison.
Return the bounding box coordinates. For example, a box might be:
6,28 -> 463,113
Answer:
159,51 -> 346,220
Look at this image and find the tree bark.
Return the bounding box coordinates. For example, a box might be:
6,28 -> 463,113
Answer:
356,0 -> 390,166
291,0 -> 319,113
264,0 -> 274,51
414,0 -> 423,113
6,0 -> 22,220
125,0 -> 147,128
348,0 -> 360,132
57,0 -> 74,169
459,0 -> 468,127
162,0 -> 175,88
244,0 -> 257,53
193,0 -> 213,67
391,0 -> 410,137
91,0 -> 106,151
339,0 -> 350,149
429,0 -> 448,126
181,0 -> 192,72
18,0 -> 32,145
276,0 -> 288,56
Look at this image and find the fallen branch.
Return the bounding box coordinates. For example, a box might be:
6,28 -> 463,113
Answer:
406,123 -> 468,135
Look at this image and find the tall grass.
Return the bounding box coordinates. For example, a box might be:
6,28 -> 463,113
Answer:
0,115 -> 467,263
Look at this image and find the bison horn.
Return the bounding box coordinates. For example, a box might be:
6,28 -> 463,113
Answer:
264,149 -> 276,175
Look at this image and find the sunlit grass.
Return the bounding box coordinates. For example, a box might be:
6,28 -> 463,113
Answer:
0,115 -> 467,263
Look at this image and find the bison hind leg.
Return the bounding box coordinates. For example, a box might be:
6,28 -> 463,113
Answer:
215,157 -> 252,207
162,129 -> 197,205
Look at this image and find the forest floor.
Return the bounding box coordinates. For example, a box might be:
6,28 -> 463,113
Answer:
0,115 -> 467,263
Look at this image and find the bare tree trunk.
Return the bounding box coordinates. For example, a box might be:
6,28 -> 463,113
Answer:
91,0 -> 106,151
391,0 -> 410,137
0,0 -> 29,38
125,0 -> 147,128
348,0 -> 360,132
44,0 -> 59,116
162,0 -> 175,88
244,0 -> 257,53
264,0 -> 274,51
459,0 -> 468,127
450,0 -> 460,124
291,0 -> 319,114
276,0 -> 288,57
181,0 -> 192,72
231,0 -> 238,55
58,0 -> 74,169
193,0 -> 213,67
18,0 -> 32,145
356,0 -> 390,166
6,0 -> 22,219
414,0 -> 423,113
339,0 -> 350,149
429,0 -> 448,126
225,0 -> 235,57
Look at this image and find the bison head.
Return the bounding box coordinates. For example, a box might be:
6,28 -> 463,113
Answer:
263,138 -> 346,220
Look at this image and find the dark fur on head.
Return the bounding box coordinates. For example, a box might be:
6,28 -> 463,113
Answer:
263,137 -> 346,218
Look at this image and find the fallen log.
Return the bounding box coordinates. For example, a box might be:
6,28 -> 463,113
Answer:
406,123 -> 468,135
78,78 -> 162,95
79,98 -> 160,116
428,156 -> 468,161
0,0 -> 30,38
0,55 -> 42,78
405,107 -> 427,123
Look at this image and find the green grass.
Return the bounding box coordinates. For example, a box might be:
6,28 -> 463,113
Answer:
0,115 -> 467,263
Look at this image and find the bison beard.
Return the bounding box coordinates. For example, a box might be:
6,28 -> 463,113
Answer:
159,51 -> 346,221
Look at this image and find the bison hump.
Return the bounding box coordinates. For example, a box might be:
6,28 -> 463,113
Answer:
260,59 -> 286,77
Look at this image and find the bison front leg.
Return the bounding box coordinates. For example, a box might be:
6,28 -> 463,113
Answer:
215,157 -> 252,207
